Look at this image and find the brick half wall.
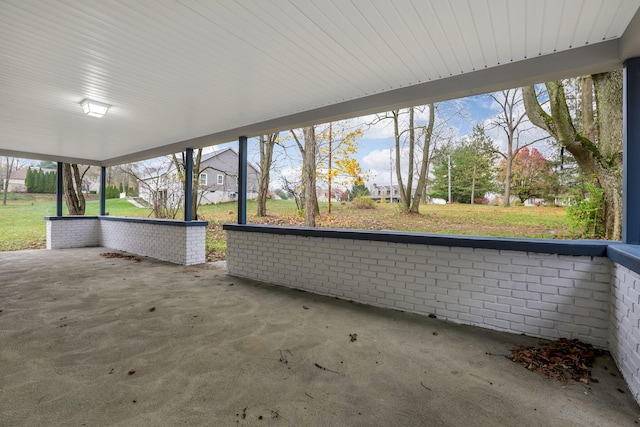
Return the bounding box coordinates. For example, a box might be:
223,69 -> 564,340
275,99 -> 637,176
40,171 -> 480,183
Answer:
225,229 -> 611,347
45,216 -> 207,265
46,216 -> 100,249
611,263 -> 640,403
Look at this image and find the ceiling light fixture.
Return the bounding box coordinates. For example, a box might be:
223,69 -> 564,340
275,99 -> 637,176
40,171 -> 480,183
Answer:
80,98 -> 111,118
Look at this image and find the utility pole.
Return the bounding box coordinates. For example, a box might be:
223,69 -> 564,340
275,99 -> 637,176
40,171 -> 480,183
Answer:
328,122 -> 332,214
447,154 -> 452,204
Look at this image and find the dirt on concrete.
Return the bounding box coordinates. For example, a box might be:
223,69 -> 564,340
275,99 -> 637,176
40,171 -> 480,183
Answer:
0,247 -> 638,426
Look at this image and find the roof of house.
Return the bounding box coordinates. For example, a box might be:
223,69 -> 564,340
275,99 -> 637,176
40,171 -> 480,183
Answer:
200,148 -> 259,174
9,167 -> 56,180
9,167 -> 29,181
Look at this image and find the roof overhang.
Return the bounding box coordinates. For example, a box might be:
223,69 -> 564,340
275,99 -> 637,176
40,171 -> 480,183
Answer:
1,1 -> 640,166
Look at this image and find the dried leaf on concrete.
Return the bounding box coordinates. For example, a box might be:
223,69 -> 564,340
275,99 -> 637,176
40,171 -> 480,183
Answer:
508,338 -> 603,384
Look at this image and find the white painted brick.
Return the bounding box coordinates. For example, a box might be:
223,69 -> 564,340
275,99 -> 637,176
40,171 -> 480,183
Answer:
460,283 -> 485,293
497,296 -> 527,307
405,296 -> 426,305
470,307 -> 497,318
575,299 -> 609,310
496,312 -> 524,323
541,259 -> 573,269
407,283 -> 426,292
446,274 -> 473,284
472,277 -> 498,286
436,294 -> 458,304
540,276 -> 574,287
471,292 -> 498,303
395,288 -> 414,297
512,290 -> 542,300
511,257 -> 542,267
447,289 -> 471,298
511,307 -> 541,317
458,297 -> 484,309
485,287 -> 511,297
414,291 -> 436,300
484,271 -> 511,281
459,268 -> 484,278
525,317 -> 556,329
558,287 -> 592,298
541,294 -> 573,304
526,300 -> 557,311
575,262 -> 609,273
527,283 -> 558,294
458,313 -> 484,323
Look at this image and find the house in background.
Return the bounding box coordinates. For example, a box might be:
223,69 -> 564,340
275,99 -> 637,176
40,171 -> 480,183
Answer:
6,167 -> 30,192
317,187 -> 347,203
197,148 -> 259,204
369,183 -> 401,203
6,167 -> 57,193
138,148 -> 259,207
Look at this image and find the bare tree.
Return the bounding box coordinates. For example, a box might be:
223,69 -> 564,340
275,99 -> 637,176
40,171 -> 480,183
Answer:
1,156 -> 21,205
172,149 -> 204,219
63,163 -> 90,215
280,174 -> 303,211
257,133 -> 278,217
488,89 -> 549,207
523,71 -> 623,239
290,127 -> 319,226
120,159 -> 183,219
372,105 -> 435,214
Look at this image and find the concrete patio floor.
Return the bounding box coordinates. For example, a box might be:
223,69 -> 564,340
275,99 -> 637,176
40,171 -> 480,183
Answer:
1,248 -> 639,426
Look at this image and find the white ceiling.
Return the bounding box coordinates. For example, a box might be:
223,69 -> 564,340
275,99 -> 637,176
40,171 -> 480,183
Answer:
1,0 -> 640,166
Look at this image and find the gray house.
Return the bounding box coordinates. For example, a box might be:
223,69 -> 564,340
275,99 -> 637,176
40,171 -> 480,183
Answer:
138,148 -> 259,207
197,148 -> 259,204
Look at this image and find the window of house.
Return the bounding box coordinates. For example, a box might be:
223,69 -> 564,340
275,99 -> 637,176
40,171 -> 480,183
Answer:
217,174 -> 224,185
199,173 -> 207,185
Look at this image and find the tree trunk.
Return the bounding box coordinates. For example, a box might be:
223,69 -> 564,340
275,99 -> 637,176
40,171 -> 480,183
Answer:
593,71 -> 623,239
393,110 -> 409,213
2,157 -> 15,206
257,133 -> 277,217
410,104 -> 435,213
471,163 -> 476,204
503,153 -> 512,207
63,163 -> 86,215
406,108 -> 415,210
302,126 -> 319,226
523,71 -> 623,239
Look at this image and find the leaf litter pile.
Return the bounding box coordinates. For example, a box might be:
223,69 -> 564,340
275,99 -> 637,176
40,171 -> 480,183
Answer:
508,338 -> 604,384
101,252 -> 141,262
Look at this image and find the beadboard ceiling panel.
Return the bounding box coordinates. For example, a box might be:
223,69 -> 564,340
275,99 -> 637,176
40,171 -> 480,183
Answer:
1,0 -> 639,165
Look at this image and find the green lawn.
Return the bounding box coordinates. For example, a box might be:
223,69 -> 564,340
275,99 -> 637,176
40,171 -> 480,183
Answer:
0,194 -> 152,251
197,199 -> 573,260
0,195 -> 572,259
